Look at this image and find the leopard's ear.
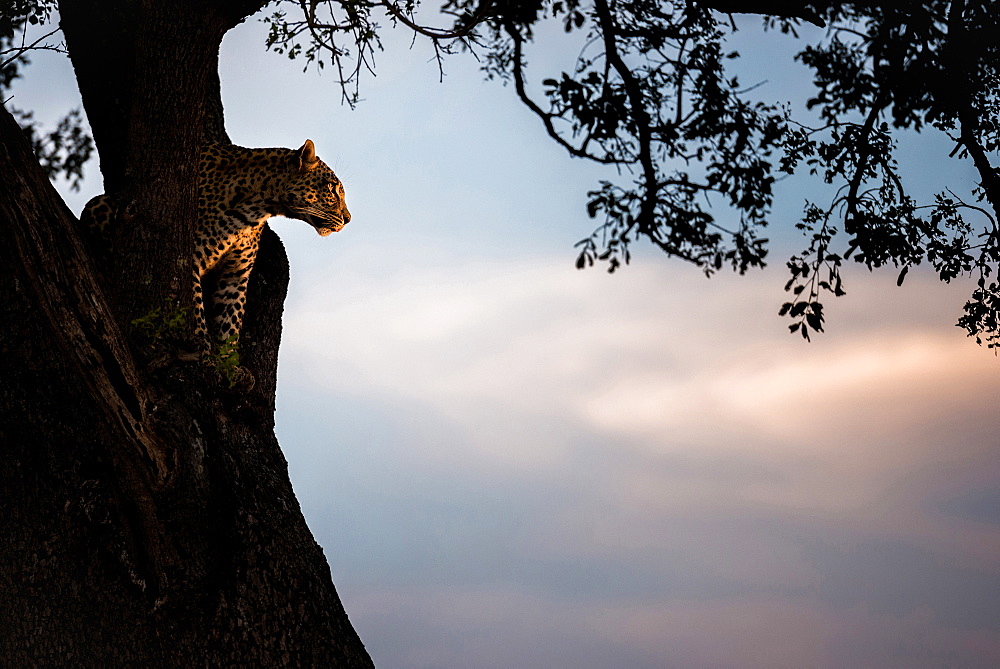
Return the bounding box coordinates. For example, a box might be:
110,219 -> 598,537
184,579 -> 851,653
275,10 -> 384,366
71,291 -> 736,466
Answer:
297,139 -> 320,172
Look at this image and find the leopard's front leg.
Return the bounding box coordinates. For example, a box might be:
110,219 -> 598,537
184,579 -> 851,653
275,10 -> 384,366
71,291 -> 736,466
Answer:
206,232 -> 262,389
191,268 -> 212,357
210,248 -> 257,347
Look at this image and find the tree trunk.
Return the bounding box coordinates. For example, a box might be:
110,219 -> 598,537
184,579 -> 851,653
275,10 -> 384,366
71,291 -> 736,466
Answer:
0,3 -> 373,665
58,0 -> 230,329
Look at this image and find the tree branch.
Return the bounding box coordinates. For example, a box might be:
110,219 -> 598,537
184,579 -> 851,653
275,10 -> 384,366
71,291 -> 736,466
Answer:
0,26 -> 65,71
379,0 -> 493,39
0,101 -> 181,596
502,18 -> 626,165
843,96 -> 888,232
592,0 -> 658,233
946,0 -> 1000,219
693,0 -> 827,27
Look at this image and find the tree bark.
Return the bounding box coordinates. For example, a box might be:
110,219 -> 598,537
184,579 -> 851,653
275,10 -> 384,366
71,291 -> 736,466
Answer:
0,3 -> 373,665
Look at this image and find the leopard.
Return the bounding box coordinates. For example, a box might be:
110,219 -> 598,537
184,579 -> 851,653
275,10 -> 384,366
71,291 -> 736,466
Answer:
81,139 -> 350,386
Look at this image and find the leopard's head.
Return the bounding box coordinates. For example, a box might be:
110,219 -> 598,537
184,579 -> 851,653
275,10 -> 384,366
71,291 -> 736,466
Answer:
281,140 -> 351,236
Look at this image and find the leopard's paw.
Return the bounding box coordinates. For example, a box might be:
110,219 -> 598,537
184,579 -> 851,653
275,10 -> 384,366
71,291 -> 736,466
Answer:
223,365 -> 255,392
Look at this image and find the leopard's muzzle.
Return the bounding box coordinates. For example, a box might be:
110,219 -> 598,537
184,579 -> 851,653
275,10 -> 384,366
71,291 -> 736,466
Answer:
292,207 -> 350,236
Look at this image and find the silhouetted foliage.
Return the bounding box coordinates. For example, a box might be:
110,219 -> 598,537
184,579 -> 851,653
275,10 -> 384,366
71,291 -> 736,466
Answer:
263,0 -> 1000,344
1,0 -> 92,189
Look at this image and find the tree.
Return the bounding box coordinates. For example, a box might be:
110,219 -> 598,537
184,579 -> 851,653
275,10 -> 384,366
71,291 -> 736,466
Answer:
0,0 -> 996,664
0,0 -> 372,664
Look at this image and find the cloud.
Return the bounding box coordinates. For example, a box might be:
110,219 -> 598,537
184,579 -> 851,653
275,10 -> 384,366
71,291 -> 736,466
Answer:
345,584 -> 1000,669
276,248 -> 1000,666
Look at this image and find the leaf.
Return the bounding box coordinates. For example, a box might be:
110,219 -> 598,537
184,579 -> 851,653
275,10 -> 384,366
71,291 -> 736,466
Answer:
896,265 -> 909,286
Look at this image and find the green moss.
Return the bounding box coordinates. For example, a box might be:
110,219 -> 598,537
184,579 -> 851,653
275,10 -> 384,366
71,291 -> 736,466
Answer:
131,299 -> 189,342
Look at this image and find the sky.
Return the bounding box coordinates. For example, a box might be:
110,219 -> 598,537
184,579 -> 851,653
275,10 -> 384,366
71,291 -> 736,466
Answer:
14,8 -> 1000,667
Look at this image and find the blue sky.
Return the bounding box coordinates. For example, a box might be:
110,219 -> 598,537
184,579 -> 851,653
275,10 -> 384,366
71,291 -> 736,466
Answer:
15,9 -> 1000,667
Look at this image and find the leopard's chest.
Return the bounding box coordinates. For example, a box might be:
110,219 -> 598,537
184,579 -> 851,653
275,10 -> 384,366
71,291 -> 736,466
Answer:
194,208 -> 267,276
